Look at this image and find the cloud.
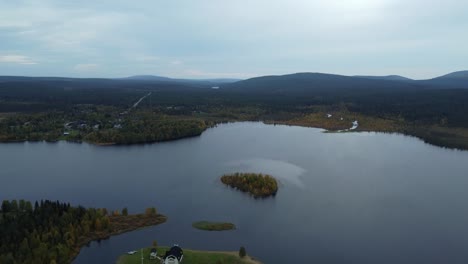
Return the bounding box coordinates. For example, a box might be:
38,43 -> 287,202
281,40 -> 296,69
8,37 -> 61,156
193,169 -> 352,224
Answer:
170,60 -> 183,65
74,63 -> 99,71
0,0 -> 467,78
184,69 -> 254,79
134,55 -> 159,62
0,55 -> 37,65
227,158 -> 307,188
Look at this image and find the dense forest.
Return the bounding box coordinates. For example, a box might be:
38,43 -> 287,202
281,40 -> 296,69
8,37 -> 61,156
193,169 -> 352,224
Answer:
0,200 -> 164,264
221,173 -> 279,198
0,74 -> 468,149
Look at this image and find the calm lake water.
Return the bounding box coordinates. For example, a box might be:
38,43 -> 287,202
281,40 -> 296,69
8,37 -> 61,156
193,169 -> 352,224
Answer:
2,122 -> 468,264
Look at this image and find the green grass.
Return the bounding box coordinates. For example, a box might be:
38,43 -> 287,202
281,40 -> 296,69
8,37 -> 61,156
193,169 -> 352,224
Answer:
58,129 -> 80,140
192,221 -> 236,231
116,247 -> 260,264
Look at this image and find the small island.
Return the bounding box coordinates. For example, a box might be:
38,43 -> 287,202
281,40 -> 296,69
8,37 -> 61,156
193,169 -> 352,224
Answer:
192,221 -> 236,231
221,173 -> 278,198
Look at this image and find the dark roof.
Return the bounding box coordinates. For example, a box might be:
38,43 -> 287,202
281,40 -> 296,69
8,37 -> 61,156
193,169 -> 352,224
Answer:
150,248 -> 157,253
164,246 -> 183,260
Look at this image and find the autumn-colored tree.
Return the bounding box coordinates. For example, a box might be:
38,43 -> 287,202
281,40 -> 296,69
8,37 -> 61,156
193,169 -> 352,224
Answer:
101,216 -> 110,230
145,207 -> 157,216
94,219 -> 102,231
100,208 -> 108,216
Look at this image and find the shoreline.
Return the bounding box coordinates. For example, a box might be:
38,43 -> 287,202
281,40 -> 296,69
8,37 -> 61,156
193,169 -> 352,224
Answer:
116,247 -> 262,264
1,120 -> 467,150
70,214 -> 167,263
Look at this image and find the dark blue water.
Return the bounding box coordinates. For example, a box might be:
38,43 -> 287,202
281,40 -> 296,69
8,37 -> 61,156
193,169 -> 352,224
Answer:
1,122 -> 468,264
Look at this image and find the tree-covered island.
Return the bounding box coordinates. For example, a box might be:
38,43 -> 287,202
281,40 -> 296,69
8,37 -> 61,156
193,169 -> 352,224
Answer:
221,173 -> 279,198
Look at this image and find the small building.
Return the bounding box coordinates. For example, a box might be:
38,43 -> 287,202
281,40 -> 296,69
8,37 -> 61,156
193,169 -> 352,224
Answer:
149,248 -> 158,260
164,245 -> 183,264
63,132 -> 70,136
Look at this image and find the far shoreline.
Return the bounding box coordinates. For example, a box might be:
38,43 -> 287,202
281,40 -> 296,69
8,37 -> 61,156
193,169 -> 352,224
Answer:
1,120 -> 467,150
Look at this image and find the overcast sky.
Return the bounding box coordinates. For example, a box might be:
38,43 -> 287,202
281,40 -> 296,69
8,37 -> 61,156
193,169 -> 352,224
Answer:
0,0 -> 467,79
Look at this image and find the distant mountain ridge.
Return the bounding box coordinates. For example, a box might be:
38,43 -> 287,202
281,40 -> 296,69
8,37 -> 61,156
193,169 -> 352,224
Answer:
354,75 -> 413,81
0,71 -> 466,92
418,70 -> 468,89
433,70 -> 468,80
222,72 -> 422,94
123,75 -> 242,85
221,71 -> 468,93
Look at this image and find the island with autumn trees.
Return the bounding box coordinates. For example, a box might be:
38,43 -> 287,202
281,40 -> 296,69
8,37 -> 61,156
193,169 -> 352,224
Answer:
221,173 -> 279,198
0,199 -> 166,264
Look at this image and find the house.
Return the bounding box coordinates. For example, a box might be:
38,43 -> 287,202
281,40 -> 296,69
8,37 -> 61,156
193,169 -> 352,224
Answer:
150,248 -> 158,260
163,245 -> 183,264
63,132 -> 70,136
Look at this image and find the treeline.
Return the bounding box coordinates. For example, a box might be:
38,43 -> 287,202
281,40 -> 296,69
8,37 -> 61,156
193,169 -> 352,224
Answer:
0,112 -> 65,142
0,107 -> 212,145
85,118 -> 210,145
2,76 -> 468,148
221,173 -> 278,198
0,200 -> 162,264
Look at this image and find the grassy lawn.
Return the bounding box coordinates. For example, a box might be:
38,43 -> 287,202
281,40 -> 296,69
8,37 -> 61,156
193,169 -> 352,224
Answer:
59,129 -> 80,140
192,221 -> 236,231
117,247 -> 261,264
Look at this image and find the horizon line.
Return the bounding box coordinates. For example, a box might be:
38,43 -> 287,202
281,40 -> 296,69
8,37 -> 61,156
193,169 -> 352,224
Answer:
0,70 -> 466,81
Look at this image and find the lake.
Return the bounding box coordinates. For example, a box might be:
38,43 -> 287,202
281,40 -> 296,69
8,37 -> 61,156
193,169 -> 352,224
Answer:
1,122 -> 468,264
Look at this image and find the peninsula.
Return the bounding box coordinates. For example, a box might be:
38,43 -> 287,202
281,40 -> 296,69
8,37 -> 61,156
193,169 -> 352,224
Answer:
0,200 -> 166,263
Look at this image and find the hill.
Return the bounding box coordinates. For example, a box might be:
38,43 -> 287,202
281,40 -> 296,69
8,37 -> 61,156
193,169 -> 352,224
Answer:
434,70 -> 468,80
354,75 -> 413,81
420,70 -> 468,89
222,72 -> 422,94
123,75 -> 241,86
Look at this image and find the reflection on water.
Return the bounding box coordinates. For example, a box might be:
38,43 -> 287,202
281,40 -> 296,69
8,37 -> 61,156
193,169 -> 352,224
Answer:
227,158 -> 306,188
